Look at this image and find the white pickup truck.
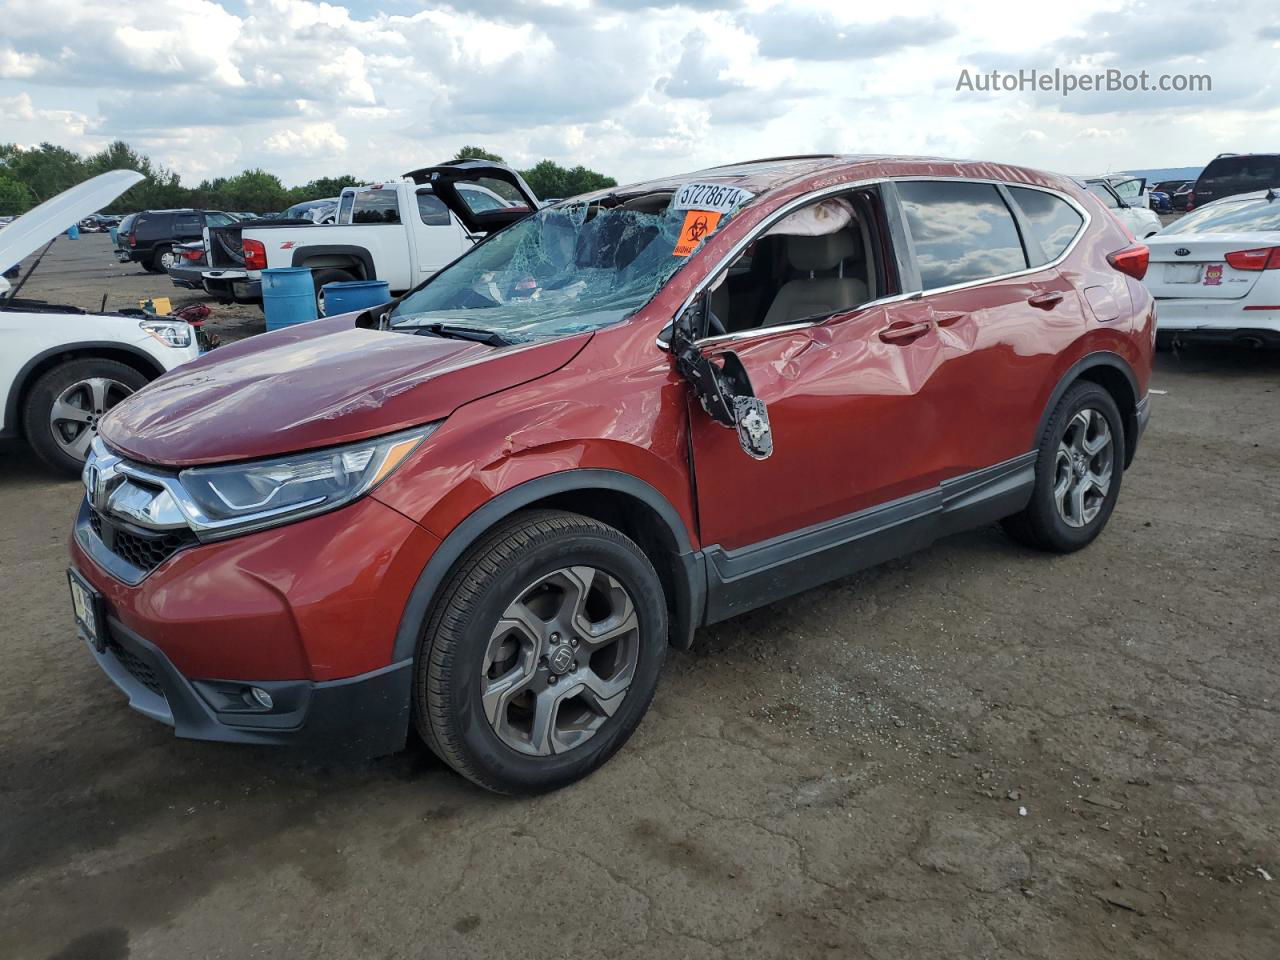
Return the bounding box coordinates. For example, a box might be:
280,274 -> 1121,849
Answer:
200,161 -> 540,312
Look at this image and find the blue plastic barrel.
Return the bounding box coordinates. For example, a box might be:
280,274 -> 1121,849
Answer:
66,223 -> 79,239
108,225 -> 119,245
321,279 -> 391,317
261,267 -> 318,331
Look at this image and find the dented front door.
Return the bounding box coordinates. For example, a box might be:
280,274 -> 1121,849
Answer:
688,300 -> 948,552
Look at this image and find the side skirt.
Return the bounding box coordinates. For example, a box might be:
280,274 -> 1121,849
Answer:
700,452 -> 1036,624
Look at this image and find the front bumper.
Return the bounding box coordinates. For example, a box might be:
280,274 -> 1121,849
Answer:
68,494 -> 441,759
83,615 -> 412,758
202,269 -> 262,304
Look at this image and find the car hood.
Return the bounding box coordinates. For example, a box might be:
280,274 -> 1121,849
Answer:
100,313 -> 591,467
0,169 -> 143,273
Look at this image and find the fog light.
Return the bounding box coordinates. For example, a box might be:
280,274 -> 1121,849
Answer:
249,686 -> 274,710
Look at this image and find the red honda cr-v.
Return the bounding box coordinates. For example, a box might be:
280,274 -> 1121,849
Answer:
68,156 -> 1153,793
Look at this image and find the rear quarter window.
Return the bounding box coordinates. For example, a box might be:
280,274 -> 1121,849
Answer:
897,180 -> 1028,289
417,192 -> 452,226
351,189 -> 401,224
1008,187 -> 1084,265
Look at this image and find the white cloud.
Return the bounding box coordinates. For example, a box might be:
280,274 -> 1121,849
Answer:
0,0 -> 1276,189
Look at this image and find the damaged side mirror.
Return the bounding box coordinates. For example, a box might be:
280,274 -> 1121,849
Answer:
669,295 -> 773,460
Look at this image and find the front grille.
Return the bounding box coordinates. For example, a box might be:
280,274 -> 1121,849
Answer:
106,636 -> 164,696
89,507 -> 196,576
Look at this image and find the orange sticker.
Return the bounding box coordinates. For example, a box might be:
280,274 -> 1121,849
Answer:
673,210 -> 722,257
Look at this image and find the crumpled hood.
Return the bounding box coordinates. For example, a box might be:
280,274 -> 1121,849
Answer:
100,313 -> 590,467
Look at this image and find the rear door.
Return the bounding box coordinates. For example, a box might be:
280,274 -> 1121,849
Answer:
403,160 -> 540,234
893,179 -> 1089,475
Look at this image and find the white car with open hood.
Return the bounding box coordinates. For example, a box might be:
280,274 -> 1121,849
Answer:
1,170 -> 200,475
1144,189 -> 1280,348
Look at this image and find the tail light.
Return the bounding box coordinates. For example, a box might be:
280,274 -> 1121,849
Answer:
1186,191 -> 1195,210
242,237 -> 267,270
1107,244 -> 1150,280
1224,246 -> 1280,271
128,234 -> 136,247
181,247 -> 203,262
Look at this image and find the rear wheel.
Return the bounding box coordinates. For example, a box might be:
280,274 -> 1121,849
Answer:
147,246 -> 175,273
414,510 -> 667,794
310,268 -> 356,316
1001,381 -> 1124,553
22,358 -> 148,475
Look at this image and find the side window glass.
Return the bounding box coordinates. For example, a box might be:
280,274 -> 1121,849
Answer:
1008,187 -> 1084,266
897,181 -> 1028,289
338,192 -> 354,223
351,189 -> 401,224
172,215 -> 201,233
417,192 -> 452,226
1087,182 -> 1120,209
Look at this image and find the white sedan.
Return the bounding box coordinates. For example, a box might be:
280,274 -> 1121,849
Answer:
1,171 -> 199,475
1145,189 -> 1280,348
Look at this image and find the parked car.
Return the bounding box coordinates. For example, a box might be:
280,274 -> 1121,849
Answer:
1146,189 -> 1280,348
1192,154 -> 1280,208
283,198 -> 338,224
199,175 -> 521,312
166,241 -> 209,290
70,156 -> 1153,793
1148,189 -> 1172,213
1171,181 -> 1196,211
1084,178 -> 1162,237
1091,174 -> 1149,209
1,171 -> 199,474
114,208 -> 238,272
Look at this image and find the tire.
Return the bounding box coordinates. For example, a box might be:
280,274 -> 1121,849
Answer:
310,268 -> 356,316
22,358 -> 148,476
1001,381 -> 1125,553
146,246 -> 173,273
414,509 -> 667,794
1155,330 -> 1176,352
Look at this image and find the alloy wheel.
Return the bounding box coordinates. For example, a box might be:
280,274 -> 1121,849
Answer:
1053,407 -> 1114,528
481,566 -> 640,757
159,250 -> 177,270
49,377 -> 133,461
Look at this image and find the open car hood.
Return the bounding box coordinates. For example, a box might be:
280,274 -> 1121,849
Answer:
0,169 -> 143,273
99,313 -> 590,467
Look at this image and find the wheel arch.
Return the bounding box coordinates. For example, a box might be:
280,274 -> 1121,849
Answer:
293,245 -> 375,280
1037,352 -> 1141,466
3,342 -> 164,438
391,469 -> 706,666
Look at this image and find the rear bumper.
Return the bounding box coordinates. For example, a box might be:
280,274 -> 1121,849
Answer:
202,269 -> 262,303
84,615 -> 412,758
1156,298 -> 1280,338
167,263 -> 206,289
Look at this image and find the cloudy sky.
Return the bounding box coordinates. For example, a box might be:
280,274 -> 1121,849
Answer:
1,0 -> 1277,188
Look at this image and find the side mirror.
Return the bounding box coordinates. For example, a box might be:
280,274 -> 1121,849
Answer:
670,296 -> 773,460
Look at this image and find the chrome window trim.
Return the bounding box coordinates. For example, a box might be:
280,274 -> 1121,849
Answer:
657,174 -> 1091,350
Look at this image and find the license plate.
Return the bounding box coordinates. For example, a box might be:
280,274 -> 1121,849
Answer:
1163,263 -> 1202,283
67,569 -> 105,653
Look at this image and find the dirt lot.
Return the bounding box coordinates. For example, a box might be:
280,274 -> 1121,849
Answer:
2,234 -> 1278,960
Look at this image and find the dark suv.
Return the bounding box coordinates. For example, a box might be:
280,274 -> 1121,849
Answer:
114,209 -> 237,273
1192,154 -> 1280,207
72,157 -> 1154,794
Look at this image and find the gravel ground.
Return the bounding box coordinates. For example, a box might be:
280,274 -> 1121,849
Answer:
2,232 -> 1278,960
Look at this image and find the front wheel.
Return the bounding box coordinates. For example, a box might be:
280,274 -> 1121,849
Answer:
22,358 -> 148,475
1001,381 -> 1125,553
414,510 -> 667,794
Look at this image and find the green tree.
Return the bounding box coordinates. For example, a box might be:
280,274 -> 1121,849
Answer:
0,172 -> 31,216
452,145 -> 505,163
519,159 -> 616,201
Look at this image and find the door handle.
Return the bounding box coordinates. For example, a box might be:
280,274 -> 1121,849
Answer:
878,320 -> 932,344
1028,291 -> 1065,310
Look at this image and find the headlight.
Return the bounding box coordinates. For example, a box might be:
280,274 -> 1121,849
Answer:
140,319 -> 193,348
178,426 -> 435,537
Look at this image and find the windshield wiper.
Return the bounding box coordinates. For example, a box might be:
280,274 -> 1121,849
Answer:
415,322 -> 513,347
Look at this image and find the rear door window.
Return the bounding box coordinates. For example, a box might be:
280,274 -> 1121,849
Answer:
172,213 -> 202,236
351,189 -> 401,224
416,191 -> 452,226
1008,187 -> 1084,265
897,180 -> 1028,289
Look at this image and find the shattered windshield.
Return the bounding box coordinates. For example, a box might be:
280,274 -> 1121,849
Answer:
390,189 -> 741,342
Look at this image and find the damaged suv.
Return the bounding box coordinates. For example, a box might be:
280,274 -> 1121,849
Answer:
69,157 -> 1154,793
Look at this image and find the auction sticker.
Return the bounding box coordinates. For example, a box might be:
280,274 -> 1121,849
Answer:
671,182 -> 754,213
673,211 -> 722,257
